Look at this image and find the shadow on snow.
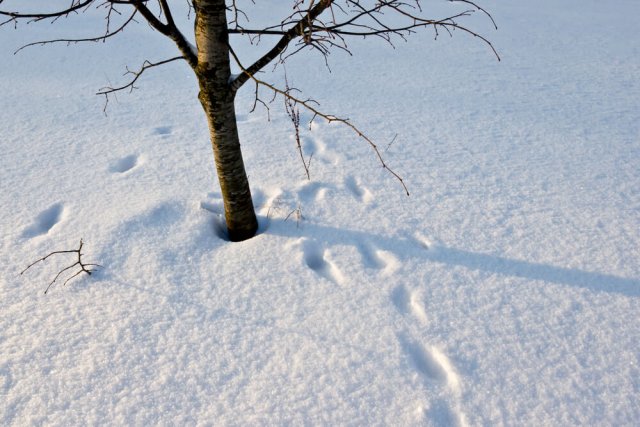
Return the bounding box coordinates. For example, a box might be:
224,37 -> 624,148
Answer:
266,220 -> 640,298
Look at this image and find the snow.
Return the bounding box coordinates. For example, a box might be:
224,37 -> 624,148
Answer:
1,0 -> 639,425
187,41 -> 198,58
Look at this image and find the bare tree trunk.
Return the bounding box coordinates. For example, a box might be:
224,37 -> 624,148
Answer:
194,0 -> 258,241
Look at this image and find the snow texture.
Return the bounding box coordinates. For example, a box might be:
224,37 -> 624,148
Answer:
1,0 -> 639,425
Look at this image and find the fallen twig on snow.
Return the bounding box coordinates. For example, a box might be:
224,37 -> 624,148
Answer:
21,239 -> 102,294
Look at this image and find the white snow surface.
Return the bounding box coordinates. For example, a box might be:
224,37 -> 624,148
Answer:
1,0 -> 639,425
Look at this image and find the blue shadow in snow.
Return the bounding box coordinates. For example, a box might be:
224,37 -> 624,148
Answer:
425,245 -> 640,297
266,220 -> 640,298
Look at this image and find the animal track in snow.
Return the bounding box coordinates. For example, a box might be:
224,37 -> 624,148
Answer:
303,129 -> 340,165
153,125 -> 172,136
399,335 -> 460,394
358,242 -> 399,276
358,242 -> 386,269
427,346 -> 461,395
299,238 -> 344,285
258,188 -> 285,217
109,154 -> 140,174
392,285 -> 428,326
344,175 -> 374,205
410,294 -> 429,326
296,181 -> 330,204
391,285 -> 411,314
301,135 -> 318,157
392,281 -> 465,424
400,335 -> 448,382
21,203 -> 65,238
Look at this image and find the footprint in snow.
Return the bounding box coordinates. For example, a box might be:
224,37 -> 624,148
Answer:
296,181 -> 331,204
398,334 -> 461,394
391,285 -> 428,326
21,203 -> 66,238
259,188 -> 286,218
153,125 -> 172,137
301,135 -> 318,157
358,242 -> 399,276
344,175 -> 374,205
303,131 -> 340,165
299,238 -> 345,285
109,154 -> 140,174
393,281 -> 465,424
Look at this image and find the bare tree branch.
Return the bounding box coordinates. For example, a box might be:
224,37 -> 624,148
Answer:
2,0 -> 500,239
230,0 -> 335,92
228,0 -> 500,84
0,0 -> 94,23
21,239 -> 102,294
13,8 -> 139,55
97,56 -> 184,94
97,55 -> 184,111
4,0 -> 198,66
128,0 -> 197,66
229,46 -> 410,196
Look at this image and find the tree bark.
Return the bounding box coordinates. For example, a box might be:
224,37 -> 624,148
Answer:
194,0 -> 258,241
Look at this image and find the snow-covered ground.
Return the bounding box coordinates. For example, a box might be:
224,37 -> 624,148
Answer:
1,0 -> 639,425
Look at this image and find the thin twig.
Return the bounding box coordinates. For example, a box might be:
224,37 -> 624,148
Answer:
97,56 -> 184,113
229,46 -> 410,196
21,239 -> 102,294
97,56 -> 184,96
284,77 -> 313,180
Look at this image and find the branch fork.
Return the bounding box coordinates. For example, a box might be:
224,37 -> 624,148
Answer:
21,239 -> 102,294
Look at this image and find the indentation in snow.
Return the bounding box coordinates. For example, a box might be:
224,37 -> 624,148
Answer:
300,238 -> 345,285
109,154 -> 139,174
21,202 -> 65,238
344,175 -> 374,205
153,126 -> 172,136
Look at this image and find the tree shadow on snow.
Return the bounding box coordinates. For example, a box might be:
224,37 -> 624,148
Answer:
267,220 -> 640,298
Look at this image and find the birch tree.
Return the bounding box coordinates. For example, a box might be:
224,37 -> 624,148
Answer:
1,0 -> 497,241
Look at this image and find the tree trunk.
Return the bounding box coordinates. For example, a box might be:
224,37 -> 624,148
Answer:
194,0 -> 258,242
